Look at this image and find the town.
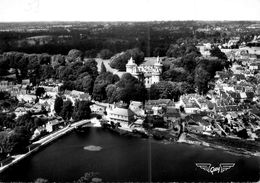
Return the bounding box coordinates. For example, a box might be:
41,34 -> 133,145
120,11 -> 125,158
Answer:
0,21 -> 260,177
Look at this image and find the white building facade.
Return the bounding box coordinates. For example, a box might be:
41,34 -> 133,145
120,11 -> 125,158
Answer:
126,56 -> 163,88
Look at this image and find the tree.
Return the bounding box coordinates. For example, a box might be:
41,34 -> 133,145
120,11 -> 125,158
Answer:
39,65 -> 55,81
0,112 -> 16,129
10,126 -> 31,153
51,54 -> 66,68
210,46 -> 227,60
162,67 -> 189,82
150,81 -> 180,101
0,132 -> 10,154
60,100 -> 73,121
100,62 -> 107,73
16,113 -> 36,135
106,73 -> 147,103
72,101 -> 91,121
178,52 -> 199,72
84,49 -> 97,58
0,56 -> 10,76
35,87 -> 45,98
106,84 -> 118,103
74,74 -> 94,94
166,44 -> 183,58
92,72 -> 118,101
38,53 -> 51,65
153,47 -> 167,57
81,75 -> 94,94
84,58 -> 98,79
178,82 -> 195,94
110,48 -> 144,71
166,43 -> 200,58
54,96 -> 63,115
67,49 -> 83,62
0,126 -> 31,155
194,67 -> 211,94
98,49 -> 113,59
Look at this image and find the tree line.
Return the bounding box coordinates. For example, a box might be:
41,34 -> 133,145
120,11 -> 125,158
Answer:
0,39 -> 230,103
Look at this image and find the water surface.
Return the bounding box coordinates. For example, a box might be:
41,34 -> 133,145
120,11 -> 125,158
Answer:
1,128 -> 259,182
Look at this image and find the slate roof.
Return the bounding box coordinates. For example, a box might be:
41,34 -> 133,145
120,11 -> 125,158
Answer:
164,108 -> 180,118
109,107 -> 135,117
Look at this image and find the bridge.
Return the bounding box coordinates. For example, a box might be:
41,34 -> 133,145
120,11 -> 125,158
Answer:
0,119 -> 92,173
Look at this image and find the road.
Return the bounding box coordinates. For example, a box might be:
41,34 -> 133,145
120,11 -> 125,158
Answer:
0,119 -> 91,173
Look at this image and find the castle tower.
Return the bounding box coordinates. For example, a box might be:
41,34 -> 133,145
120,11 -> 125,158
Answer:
154,56 -> 163,73
126,57 -> 137,73
152,56 -> 163,84
126,57 -> 140,79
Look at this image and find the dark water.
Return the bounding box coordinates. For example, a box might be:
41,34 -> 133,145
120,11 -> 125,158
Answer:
1,128 -> 260,182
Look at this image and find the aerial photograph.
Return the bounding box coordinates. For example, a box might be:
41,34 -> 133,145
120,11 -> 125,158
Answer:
0,0 -> 260,182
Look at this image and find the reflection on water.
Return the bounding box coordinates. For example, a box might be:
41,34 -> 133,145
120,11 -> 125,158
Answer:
83,145 -> 102,151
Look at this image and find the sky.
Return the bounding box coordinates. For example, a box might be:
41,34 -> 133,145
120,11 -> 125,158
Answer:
0,0 -> 260,22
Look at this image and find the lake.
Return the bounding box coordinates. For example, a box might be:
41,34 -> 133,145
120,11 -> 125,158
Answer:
1,127 -> 259,182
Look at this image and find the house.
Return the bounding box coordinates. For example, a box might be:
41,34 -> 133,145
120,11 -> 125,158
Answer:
131,118 -> 144,128
79,93 -> 91,101
249,63 -> 259,71
186,121 -> 204,134
129,101 -> 145,117
150,106 -> 164,115
233,74 -> 246,81
46,118 -> 64,132
145,99 -> 174,115
14,107 -> 28,118
17,94 -> 36,103
39,85 -> 59,93
163,108 -> 180,122
106,105 -> 135,128
64,90 -> 89,105
31,126 -> 46,140
228,92 -> 241,103
240,92 -> 247,102
179,95 -> 201,114
90,103 -> 107,114
200,118 -> 212,133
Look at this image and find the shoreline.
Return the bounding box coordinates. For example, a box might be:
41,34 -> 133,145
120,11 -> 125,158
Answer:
0,119 -> 91,174
177,133 -> 260,158
1,120 -> 259,174
100,124 -> 260,158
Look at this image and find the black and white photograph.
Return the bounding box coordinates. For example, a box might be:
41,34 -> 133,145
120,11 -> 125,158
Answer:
0,0 -> 260,182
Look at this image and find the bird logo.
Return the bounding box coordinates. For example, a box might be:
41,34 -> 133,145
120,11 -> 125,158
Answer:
196,163 -> 235,175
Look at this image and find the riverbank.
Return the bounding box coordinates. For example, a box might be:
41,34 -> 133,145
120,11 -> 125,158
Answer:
100,122 -> 260,158
178,132 -> 260,157
1,118 -> 259,175
0,119 -> 91,174
2,127 -> 259,182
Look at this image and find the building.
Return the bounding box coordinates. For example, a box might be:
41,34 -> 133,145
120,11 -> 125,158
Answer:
163,108 -> 180,122
31,126 -> 46,140
129,101 -> 145,117
106,104 -> 135,128
126,56 -> 163,88
46,118 -> 64,132
64,90 -> 90,105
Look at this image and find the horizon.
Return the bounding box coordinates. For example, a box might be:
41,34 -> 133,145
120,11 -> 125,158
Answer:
1,20 -> 260,23
0,0 -> 260,22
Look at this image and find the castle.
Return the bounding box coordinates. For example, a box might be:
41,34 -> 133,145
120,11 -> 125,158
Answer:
126,56 -> 163,88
